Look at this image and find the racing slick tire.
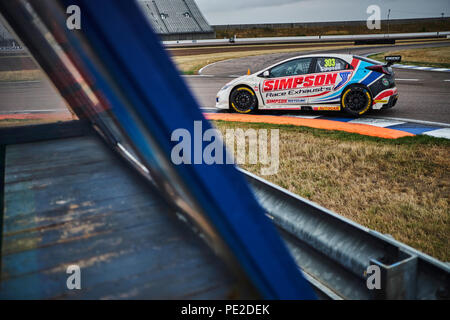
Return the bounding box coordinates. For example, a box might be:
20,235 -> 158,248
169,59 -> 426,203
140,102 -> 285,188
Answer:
341,85 -> 372,116
229,86 -> 258,114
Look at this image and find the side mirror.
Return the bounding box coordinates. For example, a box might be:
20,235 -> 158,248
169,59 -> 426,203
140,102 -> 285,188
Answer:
262,70 -> 270,78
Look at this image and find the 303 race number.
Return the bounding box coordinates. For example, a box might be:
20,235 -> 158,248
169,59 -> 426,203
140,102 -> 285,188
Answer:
324,58 -> 336,67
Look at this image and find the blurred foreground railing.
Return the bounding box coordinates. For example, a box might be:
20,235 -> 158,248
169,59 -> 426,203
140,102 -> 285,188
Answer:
242,169 -> 450,300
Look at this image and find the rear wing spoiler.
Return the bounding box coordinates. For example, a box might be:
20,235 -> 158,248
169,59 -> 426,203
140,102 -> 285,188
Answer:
385,55 -> 402,67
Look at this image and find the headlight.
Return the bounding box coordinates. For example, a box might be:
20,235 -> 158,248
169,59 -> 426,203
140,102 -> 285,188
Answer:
220,84 -> 230,91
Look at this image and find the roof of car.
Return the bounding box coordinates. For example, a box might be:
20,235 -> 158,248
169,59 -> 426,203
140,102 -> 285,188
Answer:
261,53 -> 354,72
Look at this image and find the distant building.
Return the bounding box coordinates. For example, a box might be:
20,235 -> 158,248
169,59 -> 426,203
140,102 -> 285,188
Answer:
137,0 -> 215,40
0,0 -> 215,46
0,19 -> 17,47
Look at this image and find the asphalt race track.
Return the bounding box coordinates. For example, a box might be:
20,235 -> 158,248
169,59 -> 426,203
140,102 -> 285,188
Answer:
0,80 -> 67,113
1,41 -> 449,124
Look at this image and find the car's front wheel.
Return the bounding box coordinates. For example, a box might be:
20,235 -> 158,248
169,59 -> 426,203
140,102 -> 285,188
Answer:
229,86 -> 258,113
341,85 -> 372,116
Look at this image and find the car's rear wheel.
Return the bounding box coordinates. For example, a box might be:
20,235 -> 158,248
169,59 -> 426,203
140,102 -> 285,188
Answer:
230,86 -> 257,113
341,85 -> 372,116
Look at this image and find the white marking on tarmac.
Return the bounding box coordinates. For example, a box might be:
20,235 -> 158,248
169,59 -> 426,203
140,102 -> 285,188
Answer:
422,128 -> 450,139
370,116 -> 450,128
396,78 -> 420,81
182,74 -> 215,77
288,115 -> 321,119
0,80 -> 41,84
198,57 -> 237,75
0,109 -> 64,114
348,118 -> 405,128
444,79 -> 450,82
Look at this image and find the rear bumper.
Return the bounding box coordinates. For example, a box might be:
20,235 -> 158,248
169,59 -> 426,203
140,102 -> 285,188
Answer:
372,87 -> 398,110
381,94 -> 399,109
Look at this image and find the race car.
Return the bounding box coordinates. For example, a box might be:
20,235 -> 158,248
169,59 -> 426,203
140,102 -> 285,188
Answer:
215,54 -> 400,116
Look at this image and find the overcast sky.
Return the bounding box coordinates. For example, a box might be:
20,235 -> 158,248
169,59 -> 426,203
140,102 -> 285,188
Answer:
194,0 -> 449,25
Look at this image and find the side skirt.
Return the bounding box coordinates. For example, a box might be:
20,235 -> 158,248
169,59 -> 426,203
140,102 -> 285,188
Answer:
259,104 -> 341,111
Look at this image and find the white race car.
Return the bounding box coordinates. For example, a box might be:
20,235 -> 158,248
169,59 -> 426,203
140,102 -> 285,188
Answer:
216,54 -> 400,116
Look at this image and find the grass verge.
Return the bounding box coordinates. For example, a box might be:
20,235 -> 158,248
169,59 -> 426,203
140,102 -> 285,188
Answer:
0,70 -> 42,82
213,120 -> 450,261
173,40 -> 450,74
173,44 -> 356,74
0,118 -> 60,127
368,46 -> 450,68
216,20 -> 450,39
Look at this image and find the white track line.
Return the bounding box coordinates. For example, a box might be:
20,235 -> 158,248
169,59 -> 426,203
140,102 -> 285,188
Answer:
396,78 -> 420,81
0,80 -> 41,84
370,116 -> 450,128
432,68 -> 450,72
422,128 -> 450,139
0,109 -> 65,114
198,57 -> 238,75
288,115 -> 321,119
348,118 -> 405,128
182,74 -> 215,77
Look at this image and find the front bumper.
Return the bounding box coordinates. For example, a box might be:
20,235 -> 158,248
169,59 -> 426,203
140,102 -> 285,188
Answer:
215,87 -> 231,110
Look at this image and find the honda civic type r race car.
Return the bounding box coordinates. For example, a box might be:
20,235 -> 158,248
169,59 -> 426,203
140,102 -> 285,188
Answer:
215,54 -> 400,116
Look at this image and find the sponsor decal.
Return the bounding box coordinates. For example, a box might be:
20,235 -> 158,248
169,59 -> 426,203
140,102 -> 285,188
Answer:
313,106 -> 341,111
288,86 -> 333,97
265,86 -> 333,98
263,72 -> 341,92
287,98 -> 306,103
267,99 -> 288,104
265,92 -> 287,97
333,71 -> 352,91
262,71 -> 353,100
265,98 -> 307,104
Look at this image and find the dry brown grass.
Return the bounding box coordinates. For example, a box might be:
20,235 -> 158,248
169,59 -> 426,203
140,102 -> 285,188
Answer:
0,118 -> 60,127
216,20 -> 450,39
172,40 -> 450,74
0,70 -> 43,82
214,121 -> 450,261
172,43 -> 367,74
369,46 -> 450,68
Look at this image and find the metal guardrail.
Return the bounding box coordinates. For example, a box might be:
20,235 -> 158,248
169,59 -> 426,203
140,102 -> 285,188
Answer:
241,168 -> 450,300
163,31 -> 450,47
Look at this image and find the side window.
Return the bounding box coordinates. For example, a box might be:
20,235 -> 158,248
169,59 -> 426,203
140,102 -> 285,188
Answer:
270,58 -> 312,78
315,58 -> 348,73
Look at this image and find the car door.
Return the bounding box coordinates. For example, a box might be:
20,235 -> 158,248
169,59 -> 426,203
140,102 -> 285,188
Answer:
307,57 -> 352,106
260,58 -> 313,108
